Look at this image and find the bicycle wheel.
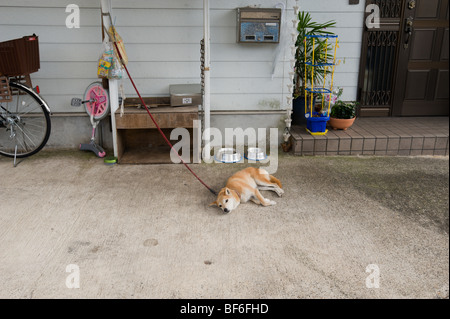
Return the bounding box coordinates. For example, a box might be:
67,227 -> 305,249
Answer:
0,81 -> 51,158
84,82 -> 110,121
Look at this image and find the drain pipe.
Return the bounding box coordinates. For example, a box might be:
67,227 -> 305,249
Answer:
203,0 -> 211,161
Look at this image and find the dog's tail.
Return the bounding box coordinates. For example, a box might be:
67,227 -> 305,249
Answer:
270,175 -> 282,188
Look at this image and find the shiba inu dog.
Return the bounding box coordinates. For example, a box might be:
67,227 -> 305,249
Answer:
210,167 -> 284,214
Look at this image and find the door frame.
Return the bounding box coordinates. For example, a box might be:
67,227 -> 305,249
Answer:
357,0 -> 405,117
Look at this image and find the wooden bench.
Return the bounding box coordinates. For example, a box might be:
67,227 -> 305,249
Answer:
115,102 -> 199,164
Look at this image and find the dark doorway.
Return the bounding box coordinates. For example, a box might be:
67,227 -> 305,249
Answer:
358,0 -> 449,116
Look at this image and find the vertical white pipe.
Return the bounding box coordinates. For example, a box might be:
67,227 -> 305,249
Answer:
203,0 -> 211,158
100,0 -> 119,157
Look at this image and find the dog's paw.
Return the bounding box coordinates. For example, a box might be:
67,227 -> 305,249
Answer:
276,188 -> 284,197
266,200 -> 276,206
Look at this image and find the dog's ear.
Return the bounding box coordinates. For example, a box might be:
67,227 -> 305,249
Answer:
209,200 -> 218,207
225,188 -> 231,195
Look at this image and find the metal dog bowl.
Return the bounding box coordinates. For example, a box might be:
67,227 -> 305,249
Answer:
245,147 -> 267,161
214,148 -> 242,163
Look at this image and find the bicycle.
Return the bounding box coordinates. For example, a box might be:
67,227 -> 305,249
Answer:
0,35 -> 51,161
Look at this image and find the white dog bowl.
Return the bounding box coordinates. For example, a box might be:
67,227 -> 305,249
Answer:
214,148 -> 242,163
245,147 -> 267,161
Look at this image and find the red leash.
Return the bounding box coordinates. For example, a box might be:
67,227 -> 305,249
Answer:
113,41 -> 217,196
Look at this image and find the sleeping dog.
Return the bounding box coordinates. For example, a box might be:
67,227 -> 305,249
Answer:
210,167 -> 284,214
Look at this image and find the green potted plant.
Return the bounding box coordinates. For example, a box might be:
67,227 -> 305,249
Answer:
328,100 -> 358,131
292,11 -> 336,125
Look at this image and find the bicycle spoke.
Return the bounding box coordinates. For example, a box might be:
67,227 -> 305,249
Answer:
14,124 -> 39,148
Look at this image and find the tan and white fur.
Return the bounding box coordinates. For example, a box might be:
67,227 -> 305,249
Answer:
210,167 -> 284,214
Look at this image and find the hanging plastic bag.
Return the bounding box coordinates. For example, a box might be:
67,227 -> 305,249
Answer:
109,56 -> 124,79
107,26 -> 128,66
97,41 -> 114,78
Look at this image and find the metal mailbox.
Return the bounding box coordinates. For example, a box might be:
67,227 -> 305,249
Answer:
236,7 -> 281,43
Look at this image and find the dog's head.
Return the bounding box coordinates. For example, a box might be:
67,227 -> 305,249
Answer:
210,187 -> 240,214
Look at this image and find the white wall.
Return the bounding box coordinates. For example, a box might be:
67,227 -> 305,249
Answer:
0,0 -> 365,116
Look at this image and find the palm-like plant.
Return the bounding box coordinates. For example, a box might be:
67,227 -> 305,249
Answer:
294,12 -> 336,98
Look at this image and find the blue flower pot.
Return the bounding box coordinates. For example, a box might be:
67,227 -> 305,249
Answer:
293,95 -> 316,126
306,115 -> 330,133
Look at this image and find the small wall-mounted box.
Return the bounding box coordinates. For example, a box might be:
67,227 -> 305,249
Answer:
170,84 -> 202,107
236,7 -> 281,43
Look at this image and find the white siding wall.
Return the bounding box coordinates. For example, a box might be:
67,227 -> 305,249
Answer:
0,0 -> 365,114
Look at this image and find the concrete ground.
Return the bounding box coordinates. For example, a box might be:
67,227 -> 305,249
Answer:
0,150 -> 448,299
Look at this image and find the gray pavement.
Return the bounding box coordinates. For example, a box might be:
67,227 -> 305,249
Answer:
0,150 -> 448,299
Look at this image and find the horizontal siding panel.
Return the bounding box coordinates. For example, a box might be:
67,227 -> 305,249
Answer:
37,62 -> 99,79
39,43 -> 201,62
2,25 -> 361,46
212,88 -> 358,109
212,61 -> 288,78
0,0 -> 296,9
211,43 -> 362,62
35,78 -> 199,96
1,25 -> 203,44
0,7 -> 230,27
36,61 -> 293,79
113,10 -> 363,28
0,7 -> 100,27
36,62 -> 200,79
306,12 -> 364,29
0,7 -> 364,29
211,94 -> 284,111
124,26 -> 361,45
117,10 -> 362,29
212,87 -> 358,111
37,43 -> 290,63
210,78 -> 285,94
3,0 -> 365,11
39,95 -> 287,113
17,47 -> 359,81
34,77 -> 287,98
0,0 -> 101,7
38,87 -> 358,114
333,28 -> 363,43
34,68 -> 358,106
36,88 -> 358,114
38,95 -> 85,113
334,58 -> 360,73
339,86 -> 358,101
330,43 -> 362,59
112,0 -> 365,11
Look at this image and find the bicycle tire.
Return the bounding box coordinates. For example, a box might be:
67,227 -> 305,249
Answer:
0,81 -> 51,158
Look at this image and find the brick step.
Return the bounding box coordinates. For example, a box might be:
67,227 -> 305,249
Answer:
291,117 -> 449,156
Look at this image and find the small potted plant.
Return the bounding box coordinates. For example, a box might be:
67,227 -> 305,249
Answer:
328,100 -> 358,131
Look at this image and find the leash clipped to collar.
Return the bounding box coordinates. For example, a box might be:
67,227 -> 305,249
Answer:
109,29 -> 217,196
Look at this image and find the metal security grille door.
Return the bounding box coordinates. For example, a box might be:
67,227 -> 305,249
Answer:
358,0 -> 403,116
392,0 -> 449,116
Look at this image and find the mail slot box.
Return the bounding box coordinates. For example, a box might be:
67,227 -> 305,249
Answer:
170,84 -> 202,107
237,8 -> 281,43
